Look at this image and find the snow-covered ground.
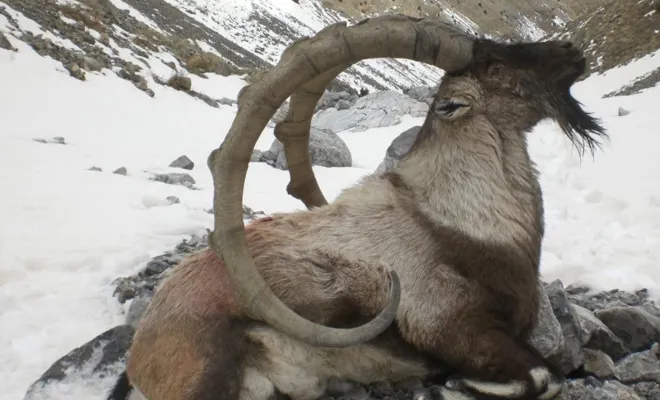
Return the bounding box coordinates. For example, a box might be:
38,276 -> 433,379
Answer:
2,10 -> 660,400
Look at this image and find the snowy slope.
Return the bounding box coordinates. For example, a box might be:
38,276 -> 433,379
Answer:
2,3 -> 660,400
107,0 -> 446,91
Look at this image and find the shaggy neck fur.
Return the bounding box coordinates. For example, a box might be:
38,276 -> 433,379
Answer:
395,113 -> 544,256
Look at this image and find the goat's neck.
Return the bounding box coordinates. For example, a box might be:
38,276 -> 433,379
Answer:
396,117 -> 544,248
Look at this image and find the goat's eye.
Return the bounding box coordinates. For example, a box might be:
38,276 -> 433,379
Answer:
486,62 -> 504,76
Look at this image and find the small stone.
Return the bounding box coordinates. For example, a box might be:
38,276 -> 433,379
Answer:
82,56 -> 102,72
152,173 -> 196,188
33,138 -> 47,143
52,136 -> 66,145
614,343 -> 660,384
113,167 -> 127,175
169,155 -> 194,170
251,149 -> 263,162
166,196 -> 180,204
0,32 -> 16,51
88,166 -> 102,172
335,99 -> 353,110
618,106 -> 631,116
136,78 -> 149,91
218,97 -> 237,106
583,349 -> 615,379
145,258 -> 171,275
64,62 -> 85,81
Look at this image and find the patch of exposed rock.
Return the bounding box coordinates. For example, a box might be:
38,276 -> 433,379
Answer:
312,90 -> 429,134
545,0 -> 660,82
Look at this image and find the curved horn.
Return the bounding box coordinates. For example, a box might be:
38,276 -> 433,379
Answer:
208,14 -> 475,348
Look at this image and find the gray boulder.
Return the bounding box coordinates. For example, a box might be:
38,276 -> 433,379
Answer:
260,127 -> 352,170
169,155 -> 194,170
374,126 -> 421,174
572,303 -> 630,361
595,306 -> 660,353
312,91 -> 429,134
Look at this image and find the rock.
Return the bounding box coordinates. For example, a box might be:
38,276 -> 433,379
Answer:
315,90 -> 358,112
136,78 -> 149,91
583,349 -> 615,379
404,85 -> 435,105
218,97 -> 237,106
146,255 -> 174,275
312,90 -> 429,134
546,280 -> 585,373
335,99 -> 353,110
567,286 -> 659,317
152,172 -> 196,188
169,155 -> 194,170
33,136 -> 66,145
88,166 -> 102,172
0,31 -> 16,51
530,282 -> 565,363
113,167 -> 127,175
64,62 -> 85,80
167,74 -> 192,91
24,325 -> 134,399
572,304 -> 629,361
262,127 -> 352,170
594,306 -> 660,353
614,343 -> 660,384
374,126 -> 421,174
251,149 -> 263,162
166,196 -> 180,204
582,380 -> 643,399
632,381 -> 660,398
618,106 -> 631,116
82,56 -> 103,72
126,295 -> 152,328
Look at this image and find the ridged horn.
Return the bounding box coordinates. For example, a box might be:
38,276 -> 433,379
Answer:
208,14 -> 475,348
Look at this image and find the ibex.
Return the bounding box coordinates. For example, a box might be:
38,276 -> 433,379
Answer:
108,15 -> 606,400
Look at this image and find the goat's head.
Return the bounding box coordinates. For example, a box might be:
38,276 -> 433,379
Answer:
205,16 -> 606,349
428,40 -> 606,155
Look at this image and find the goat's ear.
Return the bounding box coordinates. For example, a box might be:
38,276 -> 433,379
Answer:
433,98 -> 471,120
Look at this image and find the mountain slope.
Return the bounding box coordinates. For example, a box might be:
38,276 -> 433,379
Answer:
0,0 -> 607,95
323,0 -> 604,40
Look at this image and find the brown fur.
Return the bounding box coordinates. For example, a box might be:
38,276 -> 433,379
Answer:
116,39 -> 606,400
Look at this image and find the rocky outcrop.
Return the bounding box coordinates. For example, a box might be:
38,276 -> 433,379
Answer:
312,91 -> 428,134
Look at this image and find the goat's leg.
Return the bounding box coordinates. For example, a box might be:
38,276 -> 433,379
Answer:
398,279 -> 563,399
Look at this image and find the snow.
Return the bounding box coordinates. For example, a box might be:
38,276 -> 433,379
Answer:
2,6 -> 660,400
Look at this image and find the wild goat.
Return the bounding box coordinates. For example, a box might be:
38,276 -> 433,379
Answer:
108,15 -> 606,400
